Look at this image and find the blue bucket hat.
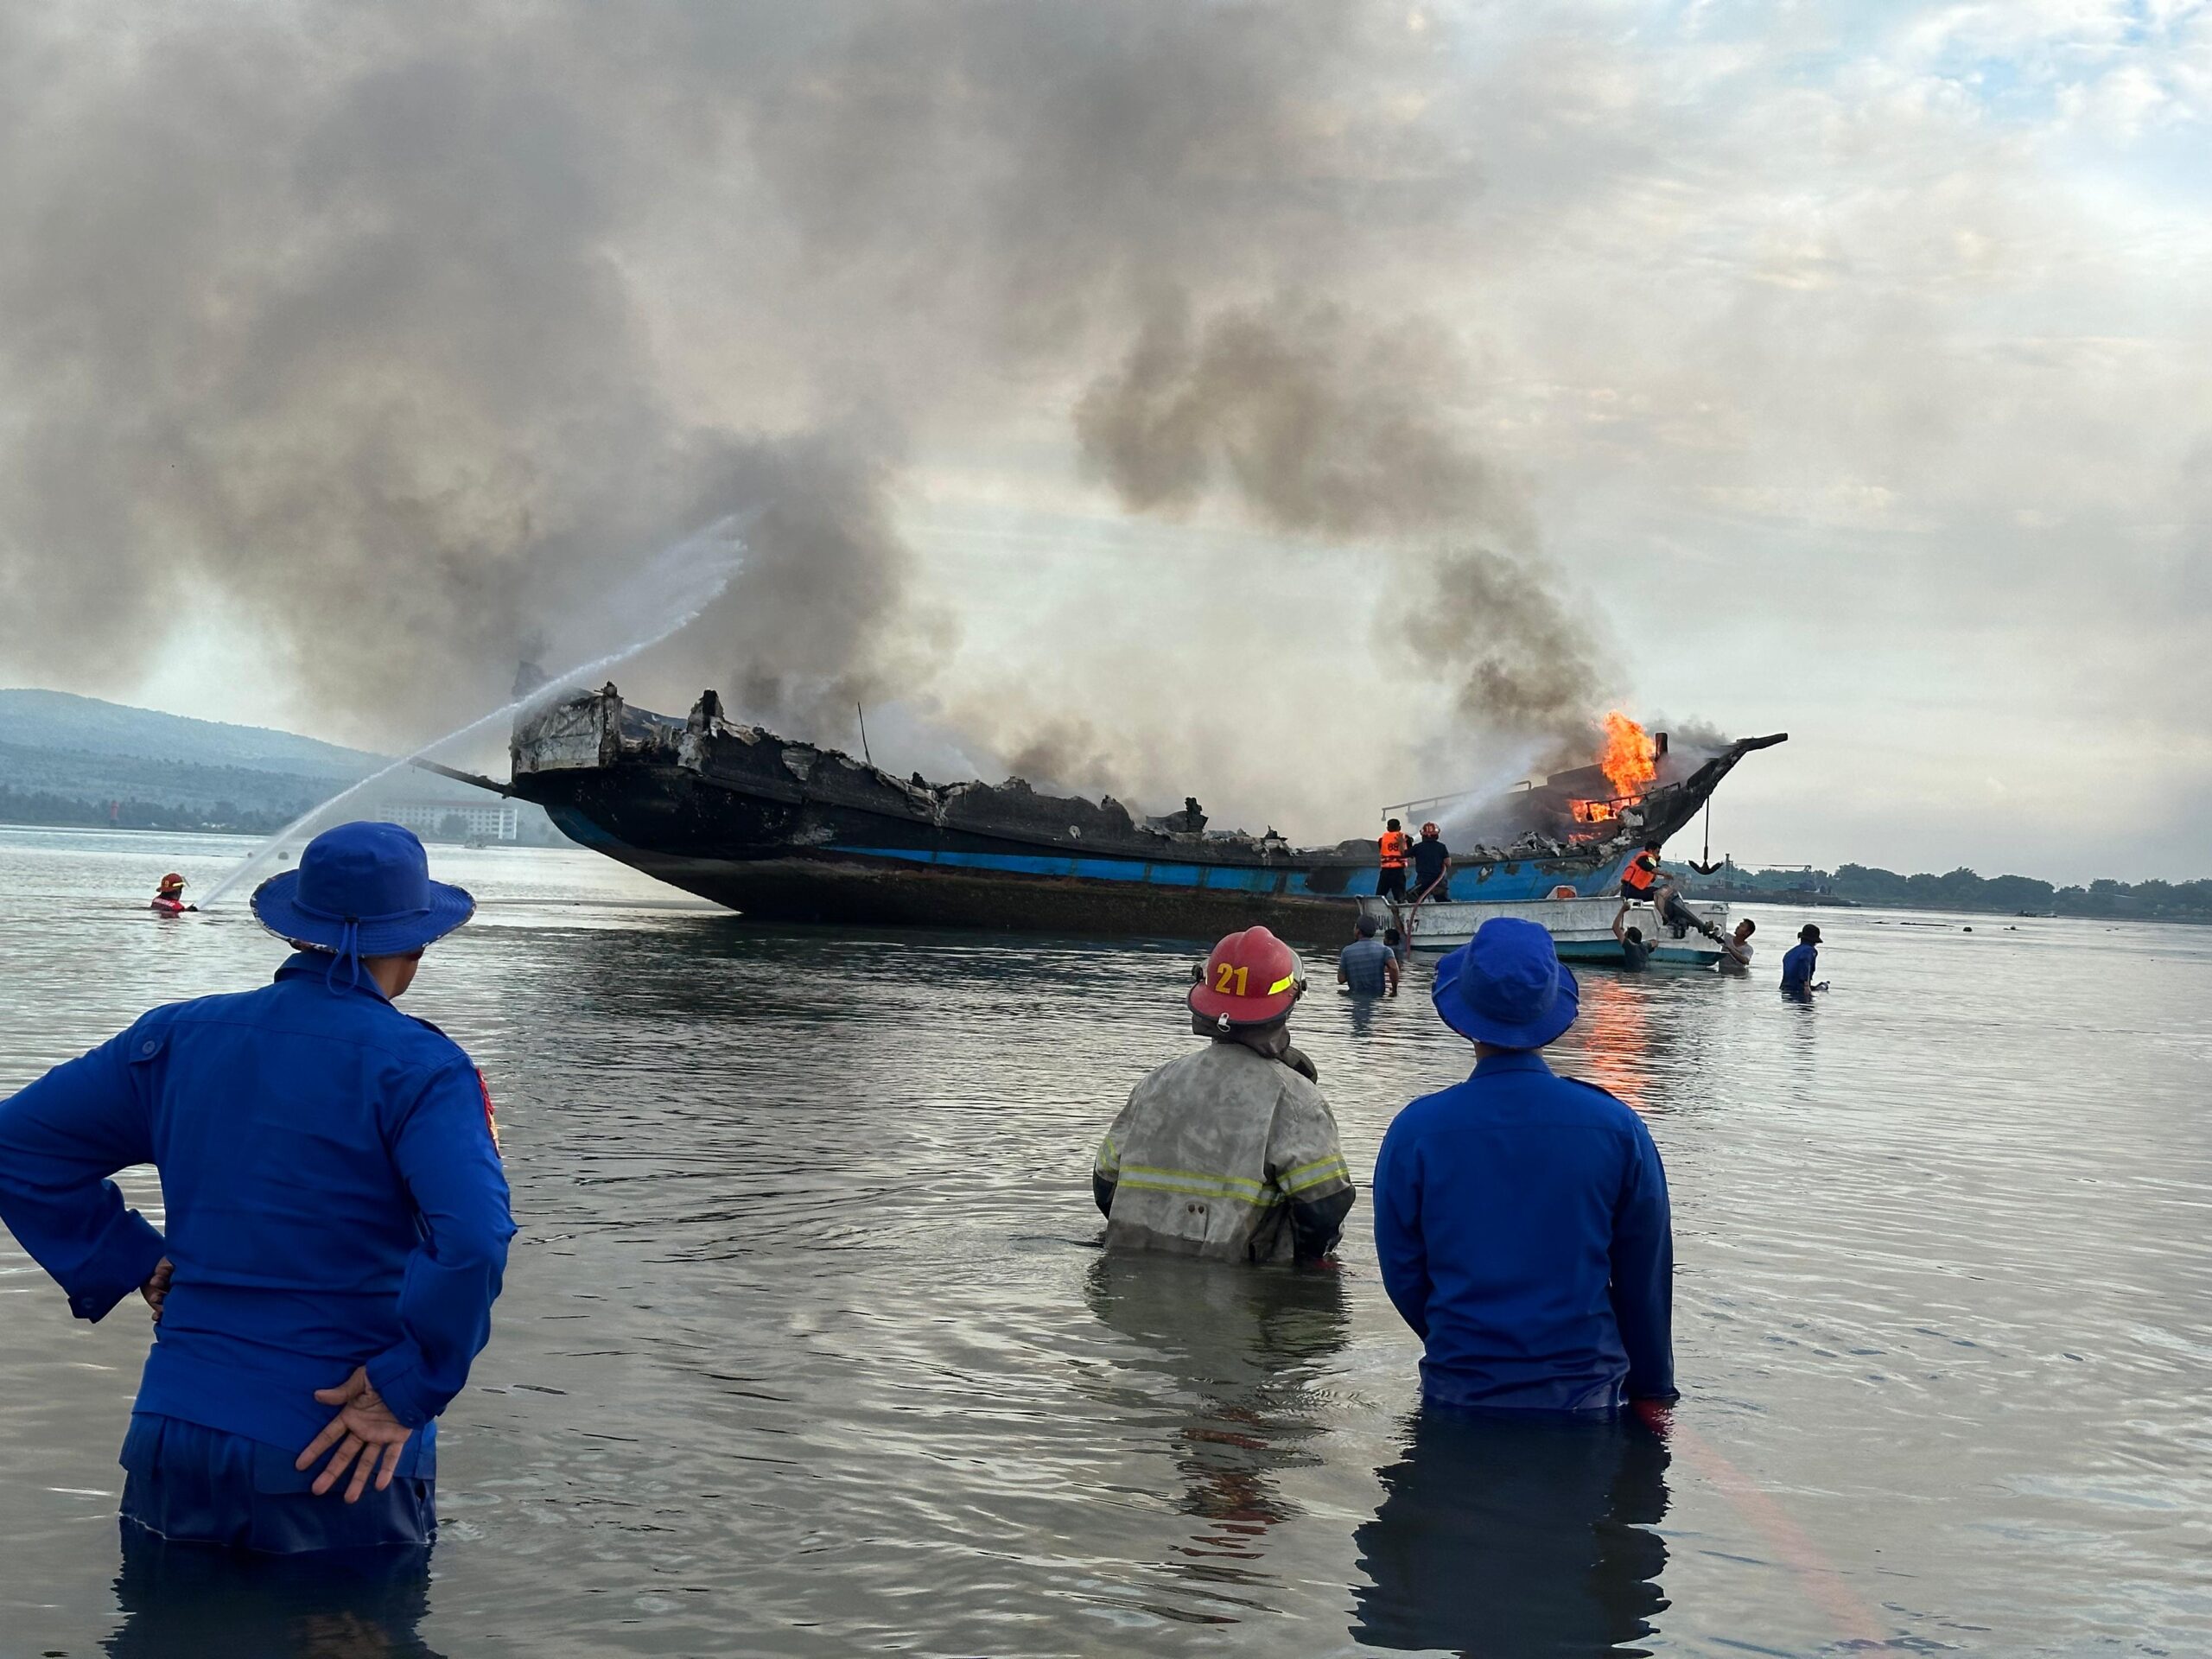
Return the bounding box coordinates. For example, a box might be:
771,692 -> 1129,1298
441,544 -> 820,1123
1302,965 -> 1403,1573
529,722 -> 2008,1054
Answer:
1432,917 -> 1580,1049
251,822 -> 474,991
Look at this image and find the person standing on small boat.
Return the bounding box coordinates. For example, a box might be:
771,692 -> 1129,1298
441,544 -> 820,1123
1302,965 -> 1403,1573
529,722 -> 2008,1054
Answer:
1338,915 -> 1401,998
1374,918 -> 1676,1412
1093,927 -> 1355,1267
1781,924 -> 1826,1001
1410,823 -> 1452,903
1376,819 -> 1412,906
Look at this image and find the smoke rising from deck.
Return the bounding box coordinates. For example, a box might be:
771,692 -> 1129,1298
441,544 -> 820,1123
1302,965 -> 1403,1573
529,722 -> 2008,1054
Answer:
0,2 -> 1605,808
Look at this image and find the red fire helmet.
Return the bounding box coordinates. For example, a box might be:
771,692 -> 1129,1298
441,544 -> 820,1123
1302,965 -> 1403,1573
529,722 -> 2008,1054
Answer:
158,872 -> 186,890
1188,926 -> 1306,1028
1420,822 -> 1440,838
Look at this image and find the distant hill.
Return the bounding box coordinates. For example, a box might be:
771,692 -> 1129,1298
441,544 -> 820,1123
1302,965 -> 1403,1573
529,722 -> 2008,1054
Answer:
0,688 -> 556,840
0,689 -> 383,778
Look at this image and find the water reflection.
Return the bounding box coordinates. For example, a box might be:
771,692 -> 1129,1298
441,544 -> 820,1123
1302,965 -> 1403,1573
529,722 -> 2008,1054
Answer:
105,1526 -> 439,1658
1351,1409 -> 1670,1657
1347,991 -> 1381,1038
1083,1255 -> 1350,1617
8,835 -> 2211,1653
1570,979 -> 1659,1112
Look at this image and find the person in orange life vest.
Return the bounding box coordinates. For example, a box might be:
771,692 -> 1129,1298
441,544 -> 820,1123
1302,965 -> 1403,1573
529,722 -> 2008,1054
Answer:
1618,841 -> 1662,904
1377,819 -> 1412,904
151,874 -> 195,914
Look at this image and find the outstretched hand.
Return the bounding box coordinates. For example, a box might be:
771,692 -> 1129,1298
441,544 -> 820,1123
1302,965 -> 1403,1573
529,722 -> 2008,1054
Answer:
296,1366 -> 412,1503
140,1257 -> 173,1321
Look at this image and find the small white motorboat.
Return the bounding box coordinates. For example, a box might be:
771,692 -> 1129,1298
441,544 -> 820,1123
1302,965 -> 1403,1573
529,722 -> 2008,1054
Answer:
1357,891 -> 1732,967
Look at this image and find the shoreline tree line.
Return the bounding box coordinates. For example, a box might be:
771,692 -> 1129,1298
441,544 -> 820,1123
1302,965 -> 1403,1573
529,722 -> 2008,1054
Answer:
1687,861 -> 2212,925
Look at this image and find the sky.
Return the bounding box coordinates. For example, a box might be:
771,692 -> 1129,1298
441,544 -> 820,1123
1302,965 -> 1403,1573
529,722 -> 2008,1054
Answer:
2,1 -> 2208,886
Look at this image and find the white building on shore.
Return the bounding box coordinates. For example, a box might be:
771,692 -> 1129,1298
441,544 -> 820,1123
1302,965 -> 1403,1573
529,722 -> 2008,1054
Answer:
381,798 -> 522,843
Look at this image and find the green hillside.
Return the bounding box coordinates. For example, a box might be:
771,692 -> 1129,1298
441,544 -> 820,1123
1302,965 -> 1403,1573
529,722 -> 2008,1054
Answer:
0,689 -> 547,838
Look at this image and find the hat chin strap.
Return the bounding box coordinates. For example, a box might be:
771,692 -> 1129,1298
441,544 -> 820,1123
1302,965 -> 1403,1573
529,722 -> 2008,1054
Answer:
292,896 -> 425,997
326,918 -> 364,996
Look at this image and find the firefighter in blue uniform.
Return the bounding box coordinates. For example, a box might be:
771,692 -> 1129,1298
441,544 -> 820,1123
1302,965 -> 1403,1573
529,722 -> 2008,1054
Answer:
0,821 -> 513,1553
1374,918 -> 1675,1413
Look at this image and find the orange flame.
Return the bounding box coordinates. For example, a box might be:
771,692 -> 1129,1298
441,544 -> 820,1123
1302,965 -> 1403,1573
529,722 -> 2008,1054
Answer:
1599,711 -> 1657,799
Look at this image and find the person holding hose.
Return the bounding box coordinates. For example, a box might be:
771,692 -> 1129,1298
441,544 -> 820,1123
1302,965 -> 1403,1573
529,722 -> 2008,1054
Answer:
1410,823 -> 1452,904
0,821 -> 512,1554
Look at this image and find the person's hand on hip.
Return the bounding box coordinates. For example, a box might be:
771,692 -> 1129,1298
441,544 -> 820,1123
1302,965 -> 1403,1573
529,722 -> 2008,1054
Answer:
139,1258 -> 173,1322
296,1366 -> 414,1503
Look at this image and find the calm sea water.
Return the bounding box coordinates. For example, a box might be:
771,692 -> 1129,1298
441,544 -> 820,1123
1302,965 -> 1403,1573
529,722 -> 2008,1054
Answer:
1,825 -> 2208,1657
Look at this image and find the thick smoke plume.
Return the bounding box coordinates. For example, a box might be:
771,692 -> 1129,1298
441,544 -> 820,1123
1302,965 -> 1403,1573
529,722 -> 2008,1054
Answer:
1074,295 -> 1606,747
1398,551 -> 1612,746
0,2 -> 1613,804
1076,296 -> 1531,544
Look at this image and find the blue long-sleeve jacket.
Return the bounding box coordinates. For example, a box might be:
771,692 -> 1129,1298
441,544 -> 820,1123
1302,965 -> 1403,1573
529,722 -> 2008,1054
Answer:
0,954 -> 513,1473
1373,1052 -> 1675,1411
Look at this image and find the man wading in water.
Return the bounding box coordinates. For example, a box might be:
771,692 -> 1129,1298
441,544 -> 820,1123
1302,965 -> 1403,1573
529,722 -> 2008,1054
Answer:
0,822 -> 512,1554
1092,926 -> 1357,1266
1374,918 -> 1676,1412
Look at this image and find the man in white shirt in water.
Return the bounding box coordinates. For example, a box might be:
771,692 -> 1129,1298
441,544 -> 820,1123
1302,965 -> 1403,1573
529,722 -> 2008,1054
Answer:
1719,918 -> 1756,973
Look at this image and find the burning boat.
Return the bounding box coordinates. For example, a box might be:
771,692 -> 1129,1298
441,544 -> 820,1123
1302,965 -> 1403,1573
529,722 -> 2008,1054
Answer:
492,684 -> 1784,944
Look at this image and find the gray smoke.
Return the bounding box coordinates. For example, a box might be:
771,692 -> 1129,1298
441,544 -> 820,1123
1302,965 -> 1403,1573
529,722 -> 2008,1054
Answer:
0,1 -> 1605,777
1076,296 -> 1533,543
1001,717 -> 1129,802
1074,295 -> 1605,743
1397,550 -> 1614,749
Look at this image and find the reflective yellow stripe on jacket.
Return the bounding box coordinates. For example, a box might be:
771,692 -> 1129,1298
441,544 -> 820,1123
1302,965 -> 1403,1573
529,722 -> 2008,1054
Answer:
1279,1154 -> 1351,1196
1113,1164 -> 1285,1208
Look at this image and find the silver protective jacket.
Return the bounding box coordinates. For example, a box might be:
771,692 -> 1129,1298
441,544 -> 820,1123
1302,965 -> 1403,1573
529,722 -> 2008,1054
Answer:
1094,1041 -> 1354,1264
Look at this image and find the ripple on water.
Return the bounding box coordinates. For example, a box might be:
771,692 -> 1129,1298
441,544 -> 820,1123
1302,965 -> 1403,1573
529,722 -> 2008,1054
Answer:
2,830 -> 2210,1655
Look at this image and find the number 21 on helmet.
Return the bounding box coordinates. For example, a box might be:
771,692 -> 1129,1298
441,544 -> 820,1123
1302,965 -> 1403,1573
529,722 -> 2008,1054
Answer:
1188,926 -> 1306,1030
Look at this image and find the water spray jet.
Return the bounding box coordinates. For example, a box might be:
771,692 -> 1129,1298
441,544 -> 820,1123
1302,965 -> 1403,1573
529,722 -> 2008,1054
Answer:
198,514 -> 752,909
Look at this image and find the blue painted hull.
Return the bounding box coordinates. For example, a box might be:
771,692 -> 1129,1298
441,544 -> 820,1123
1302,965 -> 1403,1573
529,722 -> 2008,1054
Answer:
830,842 -> 1637,903
533,763 -> 1635,946
514,687 -> 1784,944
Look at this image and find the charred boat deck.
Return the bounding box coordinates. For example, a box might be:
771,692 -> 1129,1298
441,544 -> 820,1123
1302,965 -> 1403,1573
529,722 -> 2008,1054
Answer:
499,685 -> 1784,945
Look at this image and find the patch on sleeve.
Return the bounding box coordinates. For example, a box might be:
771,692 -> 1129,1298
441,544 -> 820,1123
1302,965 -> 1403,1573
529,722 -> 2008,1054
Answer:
475,1069 -> 503,1155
